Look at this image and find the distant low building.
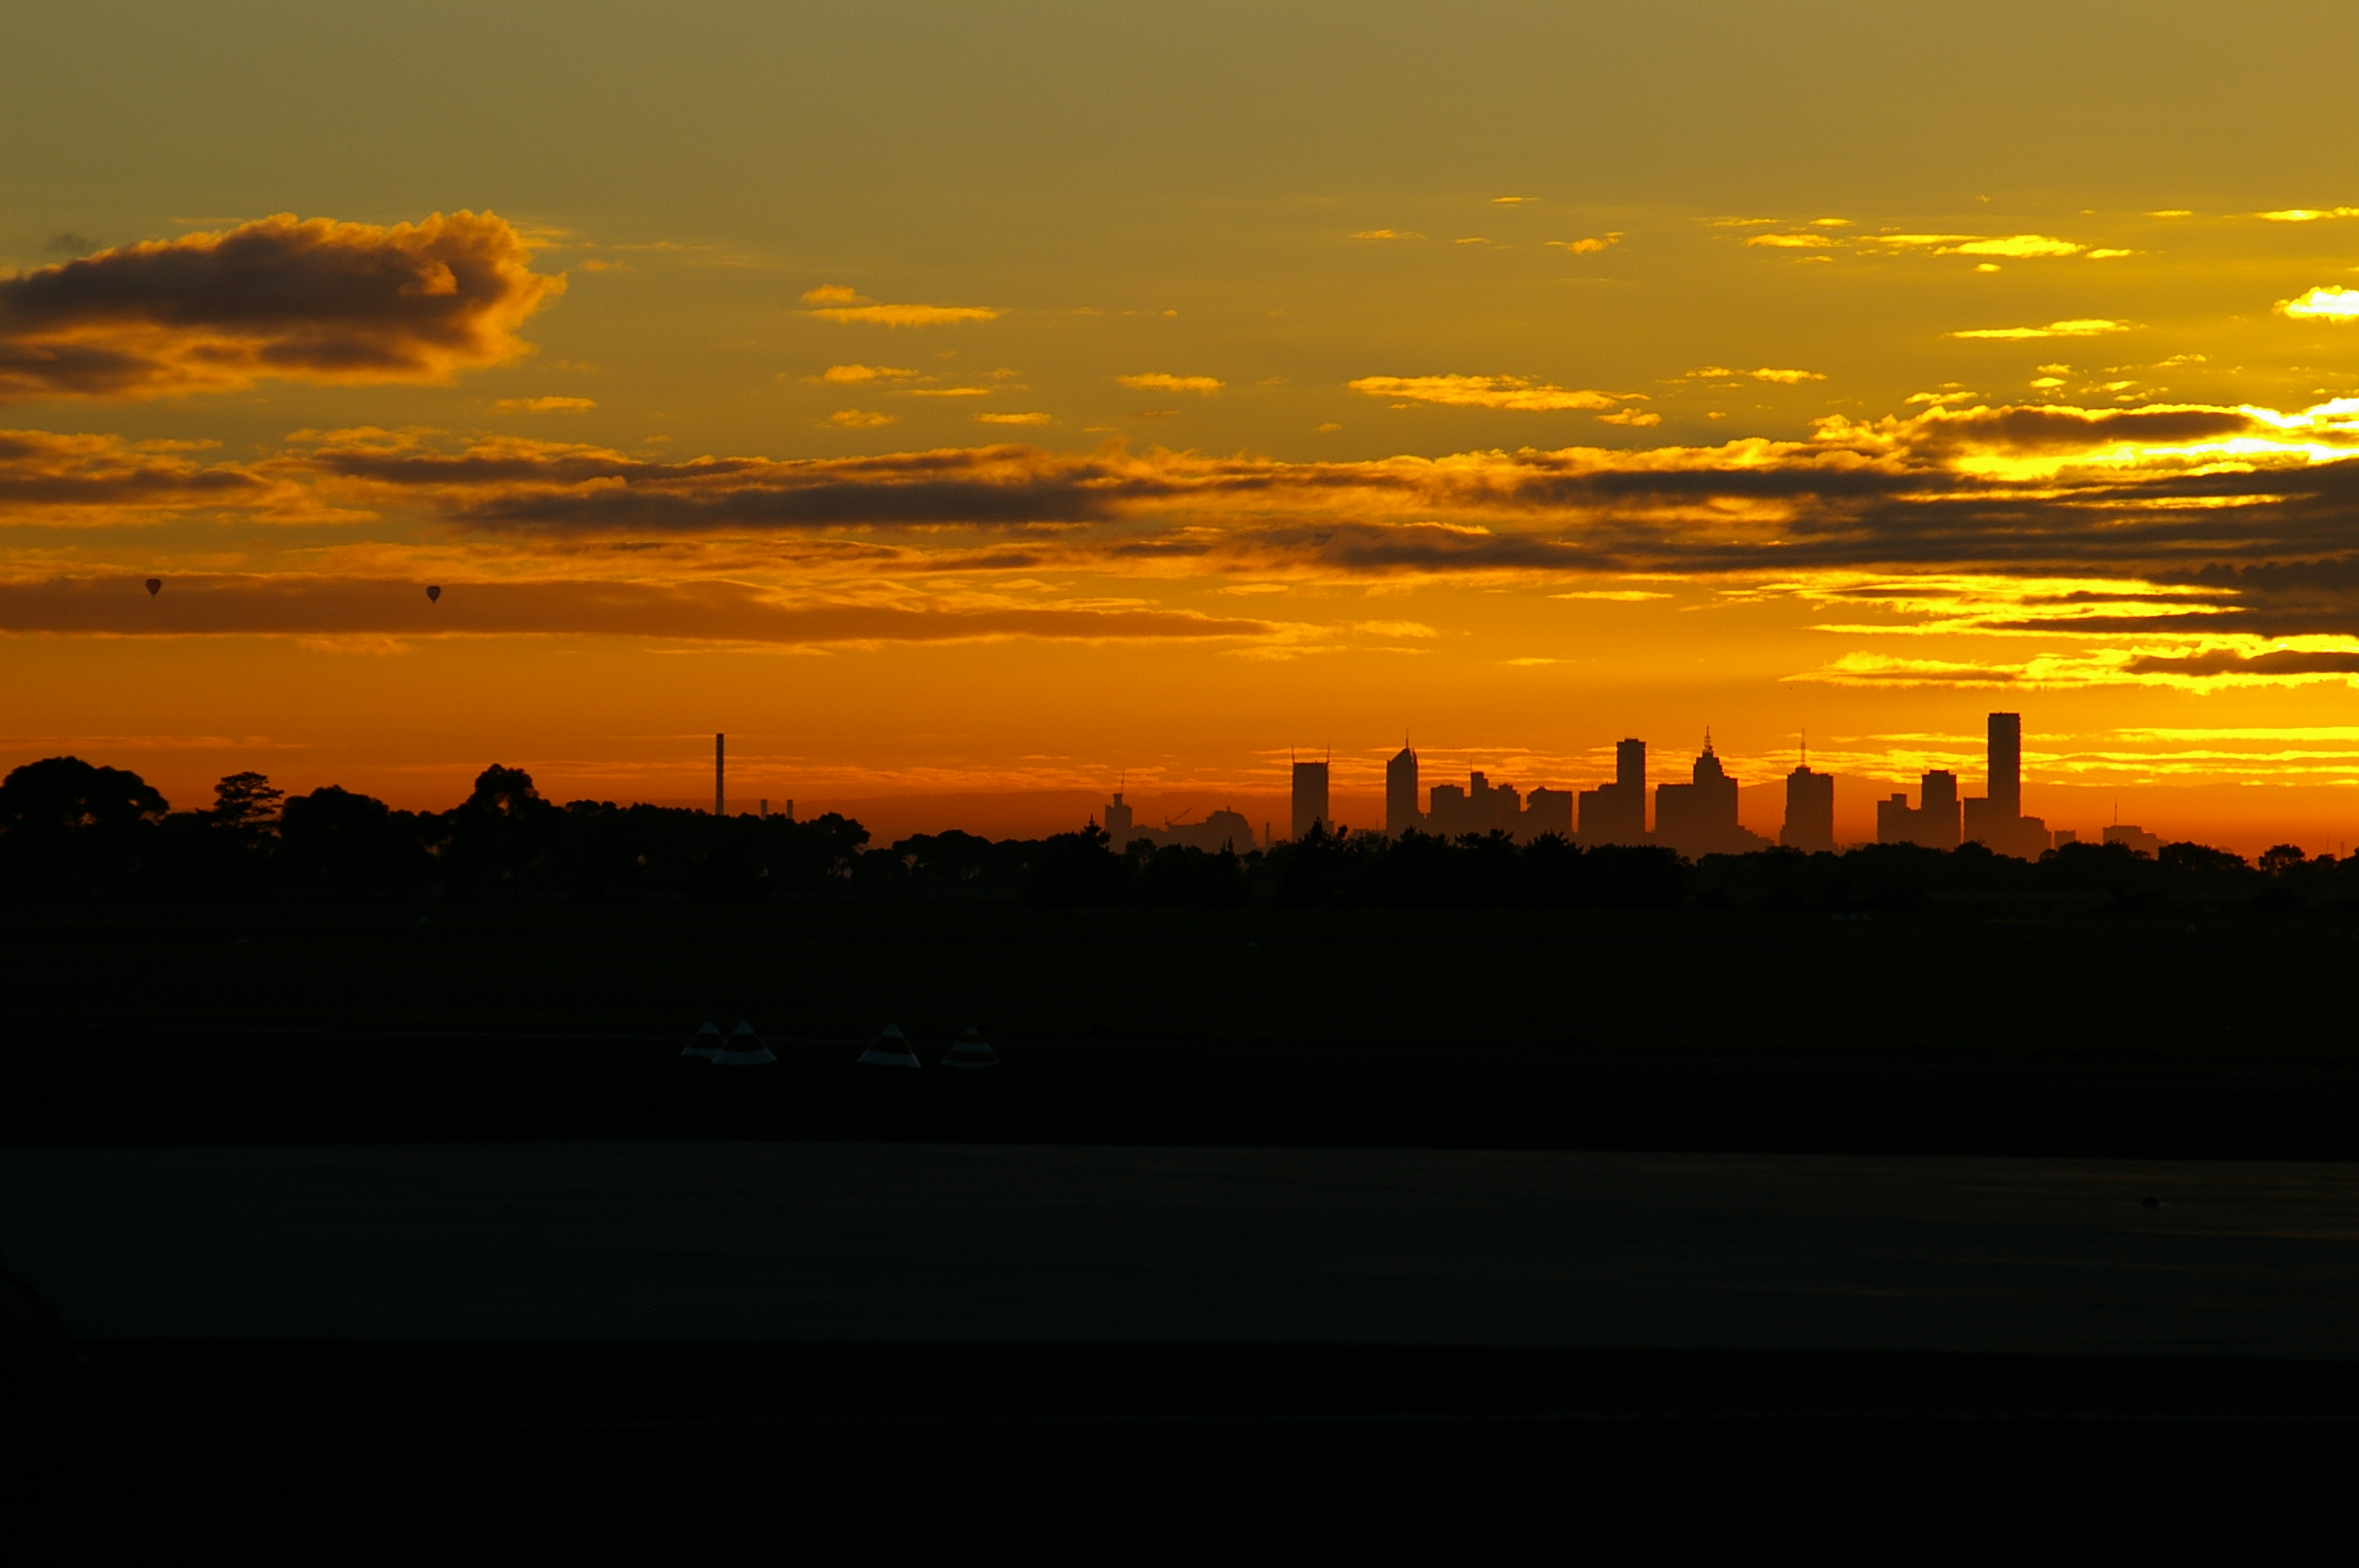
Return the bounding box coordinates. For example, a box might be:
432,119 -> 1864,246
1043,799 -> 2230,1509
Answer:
1877,769 -> 1961,848
1428,770 -> 1519,837
1524,786 -> 1572,839
1421,768 -> 1569,843
2103,822 -> 2162,855
1099,789 -> 1256,853
1147,808 -> 1259,853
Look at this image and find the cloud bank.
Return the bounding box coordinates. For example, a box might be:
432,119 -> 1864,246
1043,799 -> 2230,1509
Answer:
0,572 -> 1276,647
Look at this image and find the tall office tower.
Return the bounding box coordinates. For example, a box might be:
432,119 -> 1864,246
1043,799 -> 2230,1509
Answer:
1385,745 -> 1420,836
1987,712 -> 2022,818
1961,710 -> 2049,857
1103,789 -> 1134,845
1781,764 -> 1835,852
1577,738 -> 1649,844
1290,759 -> 1331,841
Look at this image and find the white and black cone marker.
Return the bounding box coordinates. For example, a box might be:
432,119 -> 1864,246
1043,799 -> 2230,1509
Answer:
943,1026 -> 999,1069
714,1020 -> 776,1066
857,1023 -> 922,1068
684,1021 -> 724,1060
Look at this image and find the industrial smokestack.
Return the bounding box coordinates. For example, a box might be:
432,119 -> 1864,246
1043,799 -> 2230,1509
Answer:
715,732 -> 725,818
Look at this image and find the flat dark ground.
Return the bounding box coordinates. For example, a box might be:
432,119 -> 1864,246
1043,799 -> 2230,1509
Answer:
2,898 -> 2354,1155
7,900 -> 2359,1547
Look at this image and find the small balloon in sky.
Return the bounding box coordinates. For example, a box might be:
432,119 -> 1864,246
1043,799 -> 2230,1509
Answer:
145,579 -> 161,597
426,585 -> 442,602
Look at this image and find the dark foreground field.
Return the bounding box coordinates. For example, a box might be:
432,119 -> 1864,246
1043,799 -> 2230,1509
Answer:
6,900 -> 2359,1548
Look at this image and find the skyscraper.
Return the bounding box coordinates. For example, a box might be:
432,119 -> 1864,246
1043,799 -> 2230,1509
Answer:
1103,788 -> 1134,845
1988,712 -> 2021,818
1577,738 -> 1648,844
1961,711 -> 2050,858
1385,744 -> 1421,837
1781,764 -> 1834,852
1290,758 -> 1330,841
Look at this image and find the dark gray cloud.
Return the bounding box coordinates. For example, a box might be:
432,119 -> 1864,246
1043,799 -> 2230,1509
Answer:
2126,648 -> 2359,677
0,212 -> 562,401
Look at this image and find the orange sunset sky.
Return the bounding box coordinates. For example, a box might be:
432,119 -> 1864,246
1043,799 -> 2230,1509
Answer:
7,1 -> 2359,852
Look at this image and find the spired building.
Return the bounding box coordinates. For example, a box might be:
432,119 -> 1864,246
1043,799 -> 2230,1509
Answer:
1650,733 -> 1770,858
1576,739 -> 1649,846
1386,744 -> 1420,837
1780,760 -> 1835,853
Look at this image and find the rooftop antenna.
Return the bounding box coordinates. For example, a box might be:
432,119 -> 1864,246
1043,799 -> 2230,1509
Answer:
1703,724 -> 1714,755
1800,727 -> 1808,769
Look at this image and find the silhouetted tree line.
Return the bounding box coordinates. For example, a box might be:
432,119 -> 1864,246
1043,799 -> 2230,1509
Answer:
3,754 -> 2353,913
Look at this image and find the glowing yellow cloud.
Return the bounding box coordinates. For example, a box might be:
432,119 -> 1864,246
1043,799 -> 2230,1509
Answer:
978,412 -> 1052,424
1115,373 -> 1224,394
1547,234 -> 1622,252
1347,375 -> 1625,411
820,364 -> 920,383
494,397 -> 594,412
1745,234 -> 1833,249
1950,320 -> 2129,340
827,409 -> 895,427
1946,235 -> 2085,258
1350,229 -> 1425,241
2258,208 -> 2359,222
2279,287 -> 2359,321
801,285 -> 998,325
1750,368 -> 1825,383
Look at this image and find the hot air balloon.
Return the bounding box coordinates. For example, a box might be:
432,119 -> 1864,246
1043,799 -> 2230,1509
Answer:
145,579 -> 162,597
426,585 -> 442,603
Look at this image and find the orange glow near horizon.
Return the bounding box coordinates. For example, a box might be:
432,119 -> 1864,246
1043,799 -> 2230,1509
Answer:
6,3 -> 2359,856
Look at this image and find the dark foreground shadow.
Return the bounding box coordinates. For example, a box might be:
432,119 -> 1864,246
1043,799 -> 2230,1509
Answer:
9,1339 -> 2358,1553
